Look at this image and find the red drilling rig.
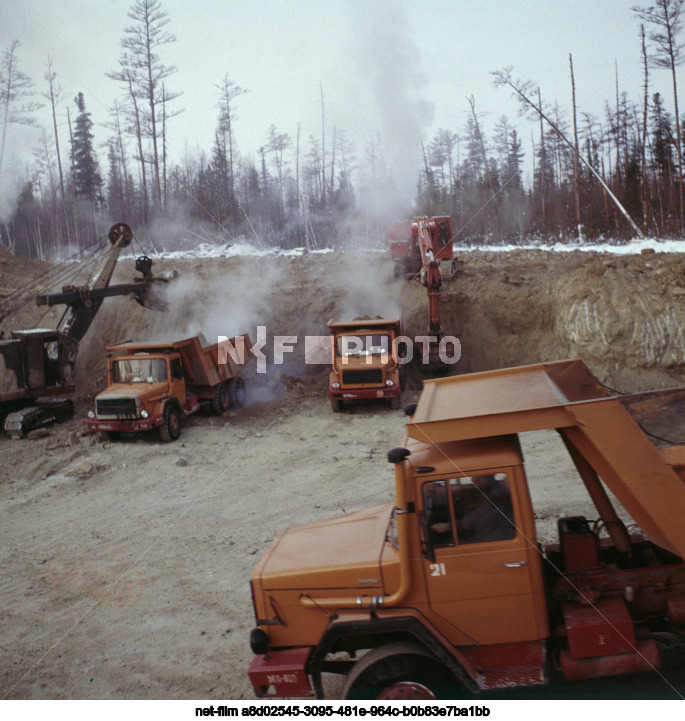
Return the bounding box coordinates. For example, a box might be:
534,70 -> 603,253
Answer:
388,215 -> 457,370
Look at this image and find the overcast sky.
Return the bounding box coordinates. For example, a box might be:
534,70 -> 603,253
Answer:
1,0 -> 672,211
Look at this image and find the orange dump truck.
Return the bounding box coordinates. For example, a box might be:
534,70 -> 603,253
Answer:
248,360 -> 685,699
87,334 -> 252,442
327,318 -> 404,412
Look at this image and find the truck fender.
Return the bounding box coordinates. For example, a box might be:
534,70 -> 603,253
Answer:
308,616 -> 477,699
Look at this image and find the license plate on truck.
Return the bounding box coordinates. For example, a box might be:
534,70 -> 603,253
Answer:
248,647 -> 312,698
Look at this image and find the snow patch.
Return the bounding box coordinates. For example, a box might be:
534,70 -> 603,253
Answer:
459,237 -> 685,255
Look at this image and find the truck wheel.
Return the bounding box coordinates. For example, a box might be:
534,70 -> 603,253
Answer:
210,382 -> 231,415
160,405 -> 181,442
390,394 -> 401,410
228,377 -> 246,408
342,643 -> 455,700
330,398 -> 343,412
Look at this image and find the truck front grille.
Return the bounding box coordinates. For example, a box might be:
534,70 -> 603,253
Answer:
96,397 -> 138,419
342,369 -> 383,385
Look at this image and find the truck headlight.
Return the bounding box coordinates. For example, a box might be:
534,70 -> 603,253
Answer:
386,379 -> 393,386
141,410 -> 149,418
87,411 -> 95,419
332,382 -> 340,389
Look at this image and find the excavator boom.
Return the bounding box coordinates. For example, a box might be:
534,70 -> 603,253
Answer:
389,216 -> 455,370
1,222 -> 165,437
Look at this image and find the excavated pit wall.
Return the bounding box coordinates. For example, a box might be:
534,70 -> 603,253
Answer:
436,249 -> 685,392
76,249 -> 685,399
4,247 -> 685,400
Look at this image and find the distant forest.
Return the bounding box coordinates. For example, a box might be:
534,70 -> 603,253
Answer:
2,0 -> 685,259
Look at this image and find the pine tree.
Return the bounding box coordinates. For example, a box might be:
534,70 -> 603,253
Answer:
503,129 -> 524,193
71,92 -> 102,203
651,91 -> 675,181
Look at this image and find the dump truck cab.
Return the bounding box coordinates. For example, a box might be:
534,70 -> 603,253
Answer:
405,433 -> 548,648
327,317 -> 404,412
248,360 -> 685,699
93,349 -> 191,437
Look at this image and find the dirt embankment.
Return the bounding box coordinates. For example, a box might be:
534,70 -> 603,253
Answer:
5,245 -> 685,397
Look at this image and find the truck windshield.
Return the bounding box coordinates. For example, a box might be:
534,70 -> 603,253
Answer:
337,333 -> 391,357
113,358 -> 167,384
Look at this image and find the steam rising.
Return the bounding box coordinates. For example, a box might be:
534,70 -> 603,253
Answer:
334,248 -> 401,322
354,0 -> 434,218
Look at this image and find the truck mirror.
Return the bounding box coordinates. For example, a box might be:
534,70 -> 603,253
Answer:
387,447 -> 410,464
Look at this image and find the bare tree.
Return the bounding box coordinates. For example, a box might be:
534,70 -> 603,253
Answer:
633,0 -> 685,230
320,83 -> 326,206
569,55 -> 582,239
216,75 -> 248,218
640,24 -> 651,232
123,68 -> 149,220
468,96 -> 503,242
105,101 -> 133,214
109,0 -> 181,212
267,124 -> 291,220
492,67 -> 645,237
42,58 -> 67,202
0,41 -> 42,186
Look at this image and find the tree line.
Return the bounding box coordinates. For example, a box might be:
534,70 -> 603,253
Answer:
1,0 -> 685,260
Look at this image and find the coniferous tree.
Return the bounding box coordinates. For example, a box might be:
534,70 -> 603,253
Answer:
71,92 -> 102,204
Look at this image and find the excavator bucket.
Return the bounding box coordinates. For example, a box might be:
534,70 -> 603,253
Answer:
134,278 -> 170,312
130,253 -> 172,311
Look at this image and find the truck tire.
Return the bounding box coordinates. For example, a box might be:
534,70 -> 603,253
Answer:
210,382 -> 231,415
330,397 -> 343,412
390,394 -> 401,410
228,377 -> 246,409
342,642 -> 455,700
159,405 -> 181,442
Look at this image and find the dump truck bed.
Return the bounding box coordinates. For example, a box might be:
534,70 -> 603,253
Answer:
327,318 -> 401,333
408,359 -> 685,559
107,334 -> 252,388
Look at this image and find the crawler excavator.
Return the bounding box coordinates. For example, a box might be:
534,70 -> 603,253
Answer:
0,222 -> 165,438
388,216 -> 458,371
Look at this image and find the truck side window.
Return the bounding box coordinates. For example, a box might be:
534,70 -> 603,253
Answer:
171,358 -> 184,379
451,474 -> 515,545
423,480 -> 454,548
